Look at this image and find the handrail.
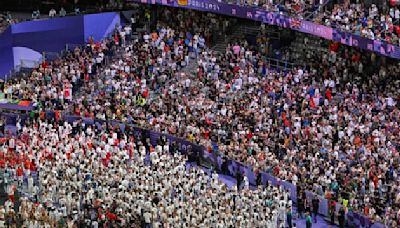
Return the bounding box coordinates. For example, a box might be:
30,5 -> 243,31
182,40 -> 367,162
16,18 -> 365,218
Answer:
264,57 -> 299,71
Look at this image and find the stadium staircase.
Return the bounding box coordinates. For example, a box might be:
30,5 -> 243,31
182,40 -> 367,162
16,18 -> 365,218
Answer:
280,33 -> 330,66
212,20 -> 302,71
211,20 -> 279,53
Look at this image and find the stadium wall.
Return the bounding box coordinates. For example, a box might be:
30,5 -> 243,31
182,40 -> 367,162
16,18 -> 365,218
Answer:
0,28 -> 14,79
84,12 -> 121,42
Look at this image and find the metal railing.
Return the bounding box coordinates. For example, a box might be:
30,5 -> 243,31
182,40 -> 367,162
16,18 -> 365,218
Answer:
42,51 -> 60,62
264,57 -> 302,71
4,47 -> 69,82
65,43 -> 83,52
19,59 -> 41,69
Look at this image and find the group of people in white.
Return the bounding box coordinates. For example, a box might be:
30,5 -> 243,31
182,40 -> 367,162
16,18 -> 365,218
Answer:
0,120 -> 291,227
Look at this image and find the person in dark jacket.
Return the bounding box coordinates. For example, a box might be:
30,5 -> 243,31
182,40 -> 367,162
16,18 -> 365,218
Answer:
236,170 -> 243,191
297,195 -> 304,219
338,207 -> 345,228
170,141 -> 179,155
221,158 -> 230,175
187,148 -> 199,164
329,199 -> 336,225
312,196 -> 320,223
256,171 -> 263,187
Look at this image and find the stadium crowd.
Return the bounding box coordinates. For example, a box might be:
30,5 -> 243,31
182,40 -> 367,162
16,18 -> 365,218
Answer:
0,119 -> 292,227
107,40 -> 399,225
317,1 -> 400,46
0,5 -> 399,228
223,0 -> 400,46
0,8 -> 296,228
63,25 -> 399,228
222,0 -> 325,18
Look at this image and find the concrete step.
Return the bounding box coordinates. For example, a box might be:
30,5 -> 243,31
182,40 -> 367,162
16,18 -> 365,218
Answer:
212,46 -> 227,53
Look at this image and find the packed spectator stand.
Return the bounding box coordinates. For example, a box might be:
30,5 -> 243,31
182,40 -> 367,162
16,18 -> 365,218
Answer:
0,2 -> 399,228
317,1 -> 400,46
0,8 -> 293,227
0,120 -> 292,227
220,0 -> 400,46
221,0 -> 327,19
